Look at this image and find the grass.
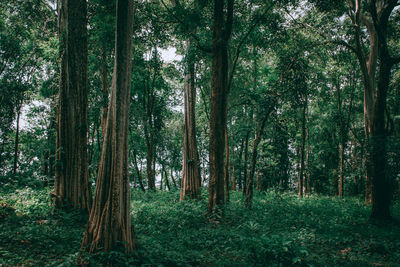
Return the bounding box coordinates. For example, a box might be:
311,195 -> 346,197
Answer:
1,186 -> 400,266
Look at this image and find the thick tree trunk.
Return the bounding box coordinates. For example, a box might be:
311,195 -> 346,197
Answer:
180,40 -> 201,200
54,0 -> 91,212
207,0 -> 233,215
370,58 -> 391,220
350,1 -> 398,219
81,0 -> 135,255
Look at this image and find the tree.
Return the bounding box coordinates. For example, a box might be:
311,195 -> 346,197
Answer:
54,0 -> 91,211
81,0 -> 136,254
207,0 -> 234,215
180,41 -> 201,200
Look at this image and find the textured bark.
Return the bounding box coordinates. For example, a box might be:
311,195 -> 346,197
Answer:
350,0 -> 398,219
180,40 -> 201,200
207,0 -> 233,215
54,0 -> 91,212
81,0 -> 135,254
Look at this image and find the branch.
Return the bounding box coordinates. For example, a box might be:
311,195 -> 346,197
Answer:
224,0 -> 234,41
226,2 -> 274,93
160,0 -> 212,53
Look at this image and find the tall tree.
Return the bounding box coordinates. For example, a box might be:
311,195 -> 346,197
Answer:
180,41 -> 201,200
208,0 -> 234,215
81,0 -> 136,254
54,0 -> 91,211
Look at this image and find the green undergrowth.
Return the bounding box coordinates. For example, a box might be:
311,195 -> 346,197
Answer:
1,186 -> 400,266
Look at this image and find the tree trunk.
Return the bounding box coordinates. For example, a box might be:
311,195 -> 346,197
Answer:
207,0 -> 233,215
133,149 -> 145,192
245,114 -> 268,208
13,105 -> 21,175
80,0 -> 135,255
231,144 -> 236,191
170,168 -> 178,189
299,102 -> 306,198
54,0 -> 91,212
224,125 -> 230,202
242,130 -> 250,195
100,47 -> 109,136
180,40 -> 201,200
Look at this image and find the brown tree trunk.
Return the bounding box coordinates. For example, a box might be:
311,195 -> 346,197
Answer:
224,125 -> 230,202
180,40 -> 201,200
54,0 -> 91,212
80,0 -> 135,255
207,0 -> 233,215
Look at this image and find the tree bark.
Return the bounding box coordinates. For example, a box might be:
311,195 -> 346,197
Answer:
54,0 -> 91,212
231,143 -> 236,191
349,0 -> 398,219
207,0 -> 233,215
80,0 -> 135,255
180,40 -> 201,200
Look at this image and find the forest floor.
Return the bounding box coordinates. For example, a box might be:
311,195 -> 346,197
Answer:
1,186 -> 400,266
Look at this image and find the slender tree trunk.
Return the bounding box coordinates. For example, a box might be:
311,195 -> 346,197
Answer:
237,137 -> 244,190
145,134 -> 155,190
100,48 -> 109,136
299,102 -> 306,198
306,107 -> 311,195
242,130 -> 250,195
245,115 -> 268,208
181,40 -> 201,200
160,168 -> 163,190
133,149 -> 145,192
207,0 -> 233,215
80,0 -> 135,255
163,166 -> 170,191
13,105 -> 21,175
231,144 -> 236,191
170,168 -> 177,188
224,125 -> 230,202
54,0 -> 91,212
